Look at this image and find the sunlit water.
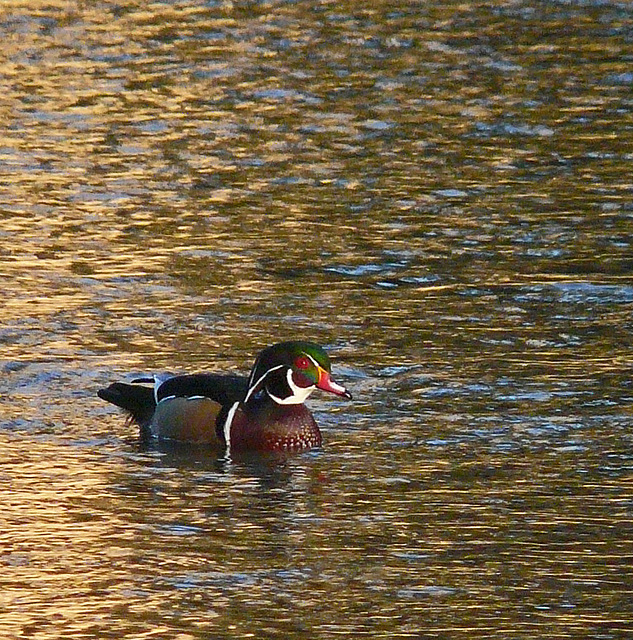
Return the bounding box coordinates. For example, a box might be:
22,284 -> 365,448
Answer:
1,1 -> 632,638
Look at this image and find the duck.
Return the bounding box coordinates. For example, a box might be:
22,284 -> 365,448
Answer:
97,341 -> 352,452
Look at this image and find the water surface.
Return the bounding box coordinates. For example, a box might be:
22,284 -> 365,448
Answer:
1,1 -> 632,638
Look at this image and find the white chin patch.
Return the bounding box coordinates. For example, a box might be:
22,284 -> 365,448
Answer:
268,369 -> 316,405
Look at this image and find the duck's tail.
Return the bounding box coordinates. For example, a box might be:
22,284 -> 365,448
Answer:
98,382 -> 156,428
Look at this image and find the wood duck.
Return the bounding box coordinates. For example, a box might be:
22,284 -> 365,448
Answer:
97,341 -> 352,452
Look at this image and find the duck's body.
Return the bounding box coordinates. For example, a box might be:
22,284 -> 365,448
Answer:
98,341 -> 351,453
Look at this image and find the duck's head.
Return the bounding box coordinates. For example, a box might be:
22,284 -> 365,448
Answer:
244,341 -> 352,405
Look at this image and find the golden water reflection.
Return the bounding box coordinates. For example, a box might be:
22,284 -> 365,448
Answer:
1,430 -> 630,638
1,0 -> 632,638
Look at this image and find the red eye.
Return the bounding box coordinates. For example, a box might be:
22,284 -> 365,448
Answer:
295,356 -> 310,370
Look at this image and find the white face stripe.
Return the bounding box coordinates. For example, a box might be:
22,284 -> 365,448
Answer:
304,353 -> 321,368
247,359 -> 257,388
267,368 -> 316,405
244,364 -> 285,404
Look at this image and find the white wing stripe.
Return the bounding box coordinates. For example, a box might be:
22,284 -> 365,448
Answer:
223,401 -> 240,454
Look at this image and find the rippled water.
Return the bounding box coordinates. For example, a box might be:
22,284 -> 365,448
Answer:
1,1 -> 632,638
